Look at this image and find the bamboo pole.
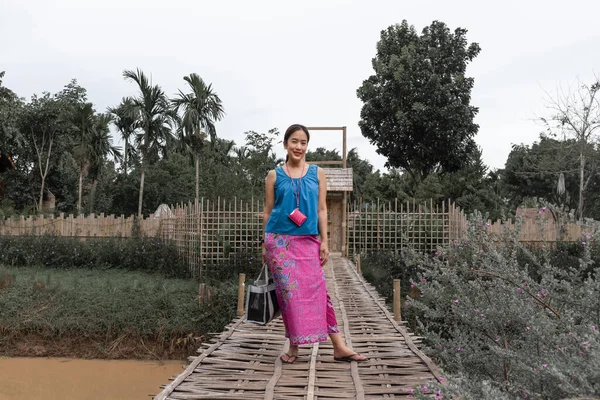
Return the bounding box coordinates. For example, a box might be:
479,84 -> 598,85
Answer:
393,279 -> 401,322
237,273 -> 246,317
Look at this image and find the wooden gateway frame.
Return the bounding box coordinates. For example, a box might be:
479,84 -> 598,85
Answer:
305,126 -> 352,256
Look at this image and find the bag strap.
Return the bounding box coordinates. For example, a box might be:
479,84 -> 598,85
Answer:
256,263 -> 269,282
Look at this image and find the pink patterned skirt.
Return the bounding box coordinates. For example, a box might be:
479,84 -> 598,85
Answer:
264,233 -> 340,345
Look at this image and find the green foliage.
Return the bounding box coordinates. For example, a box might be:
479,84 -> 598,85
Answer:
358,251 -> 421,306
0,235 -> 190,278
0,265 -> 237,349
357,20 -> 480,183
501,135 -> 600,220
401,210 -> 600,399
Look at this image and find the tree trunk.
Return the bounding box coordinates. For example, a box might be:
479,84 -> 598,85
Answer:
123,140 -> 128,175
195,155 -> 200,205
578,150 -> 585,219
38,176 -> 45,212
89,179 -> 98,213
78,170 -> 83,215
138,165 -> 145,217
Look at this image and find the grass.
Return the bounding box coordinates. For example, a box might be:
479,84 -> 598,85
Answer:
0,265 -> 238,359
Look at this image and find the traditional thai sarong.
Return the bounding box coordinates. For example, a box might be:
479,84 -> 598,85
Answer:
264,232 -> 340,345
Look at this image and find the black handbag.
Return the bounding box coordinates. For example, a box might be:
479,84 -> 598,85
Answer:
245,263 -> 280,325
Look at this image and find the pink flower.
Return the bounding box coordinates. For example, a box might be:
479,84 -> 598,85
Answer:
439,377 -> 445,382
453,299 -> 459,305
423,385 -> 428,393
421,279 -> 427,283
542,364 -> 548,369
410,281 -> 416,288
480,314 -> 485,318
518,288 -> 524,294
436,390 -> 443,399
582,341 -> 590,349
457,347 -> 463,352
525,327 -> 531,332
522,282 -> 528,286
592,326 -> 597,331
540,290 -> 548,298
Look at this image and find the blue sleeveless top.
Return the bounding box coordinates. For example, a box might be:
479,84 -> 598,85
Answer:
265,164 -> 319,235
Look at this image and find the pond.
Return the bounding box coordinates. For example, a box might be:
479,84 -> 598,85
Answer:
0,357 -> 183,400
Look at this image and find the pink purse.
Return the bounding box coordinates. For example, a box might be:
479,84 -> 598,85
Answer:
286,163 -> 307,227
288,208 -> 307,226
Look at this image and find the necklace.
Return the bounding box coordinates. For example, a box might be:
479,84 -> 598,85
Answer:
285,162 -> 306,209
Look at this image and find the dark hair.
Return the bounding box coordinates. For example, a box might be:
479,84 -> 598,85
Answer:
284,124 -> 310,162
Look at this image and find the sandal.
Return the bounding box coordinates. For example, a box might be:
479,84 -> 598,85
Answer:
280,353 -> 299,364
334,353 -> 367,362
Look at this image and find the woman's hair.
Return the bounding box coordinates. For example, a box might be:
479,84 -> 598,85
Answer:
284,124 -> 310,162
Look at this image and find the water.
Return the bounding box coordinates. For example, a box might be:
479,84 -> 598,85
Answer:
0,357 -> 183,400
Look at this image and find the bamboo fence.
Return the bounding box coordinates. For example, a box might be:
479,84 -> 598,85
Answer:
1,199 -> 594,279
347,199 -> 467,255
0,213 -> 161,238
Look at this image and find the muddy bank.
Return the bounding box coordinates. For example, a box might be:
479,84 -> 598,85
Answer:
0,357 -> 184,400
0,333 -> 202,360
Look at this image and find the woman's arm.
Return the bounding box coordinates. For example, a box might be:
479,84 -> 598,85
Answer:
262,170 -> 276,262
317,167 -> 329,265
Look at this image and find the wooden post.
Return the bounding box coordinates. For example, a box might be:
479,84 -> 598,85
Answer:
393,279 -> 401,322
237,273 -> 246,317
198,283 -> 206,306
357,254 -> 361,274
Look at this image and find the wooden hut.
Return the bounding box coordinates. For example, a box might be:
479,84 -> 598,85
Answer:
305,126 -> 353,256
323,168 -> 353,255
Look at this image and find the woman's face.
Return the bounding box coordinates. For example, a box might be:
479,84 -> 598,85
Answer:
284,129 -> 309,162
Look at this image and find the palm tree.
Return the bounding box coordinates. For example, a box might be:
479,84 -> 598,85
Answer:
87,113 -> 121,212
171,73 -> 224,203
70,102 -> 96,214
123,69 -> 177,217
107,98 -> 137,175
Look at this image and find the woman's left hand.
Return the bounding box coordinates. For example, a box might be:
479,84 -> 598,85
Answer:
320,241 -> 330,266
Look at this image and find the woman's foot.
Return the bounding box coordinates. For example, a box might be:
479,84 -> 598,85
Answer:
333,345 -> 367,362
280,345 -> 299,364
280,352 -> 298,364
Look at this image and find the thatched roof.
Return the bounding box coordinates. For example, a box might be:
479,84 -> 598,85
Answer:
324,168 -> 353,192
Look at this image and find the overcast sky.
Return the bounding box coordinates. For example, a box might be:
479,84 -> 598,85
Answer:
1,0 -> 599,172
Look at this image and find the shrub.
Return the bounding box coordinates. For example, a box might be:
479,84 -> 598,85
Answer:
403,210 -> 600,399
0,235 -> 190,278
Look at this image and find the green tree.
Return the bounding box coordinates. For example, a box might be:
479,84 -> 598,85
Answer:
238,128 -> 282,197
19,93 -> 67,211
501,135 -> 600,219
108,98 -> 137,175
69,103 -> 96,214
540,77 -> 600,219
0,71 -> 24,155
123,69 -> 177,217
357,20 -> 480,185
171,73 -> 225,203
87,113 -> 121,213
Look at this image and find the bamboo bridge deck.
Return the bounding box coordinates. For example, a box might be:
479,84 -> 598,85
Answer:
153,255 -> 443,399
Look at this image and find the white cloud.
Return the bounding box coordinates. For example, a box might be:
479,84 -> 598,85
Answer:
2,0 -> 599,172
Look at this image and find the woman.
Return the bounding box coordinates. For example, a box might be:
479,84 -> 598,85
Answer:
262,124 -> 367,364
